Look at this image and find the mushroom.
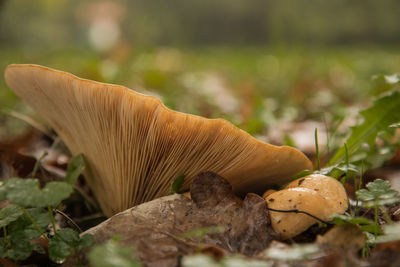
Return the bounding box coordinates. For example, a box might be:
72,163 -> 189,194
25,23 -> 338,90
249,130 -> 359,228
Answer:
265,174 -> 348,239
5,64 -> 312,217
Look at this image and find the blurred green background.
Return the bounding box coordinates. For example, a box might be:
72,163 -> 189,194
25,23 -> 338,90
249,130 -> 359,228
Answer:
1,0 -> 400,148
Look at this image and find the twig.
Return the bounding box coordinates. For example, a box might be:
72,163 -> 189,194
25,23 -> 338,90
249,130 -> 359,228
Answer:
55,209 -> 83,233
266,207 -> 333,225
31,151 -> 48,178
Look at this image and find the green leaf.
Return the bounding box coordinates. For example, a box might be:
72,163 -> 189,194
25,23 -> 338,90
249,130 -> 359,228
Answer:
3,178 -> 73,208
4,178 -> 41,206
1,236 -> 33,261
170,174 -> 185,194
0,239 -> 8,257
32,242 -> 46,255
0,204 -> 23,228
41,182 -> 74,207
65,154 -> 85,185
79,233 -> 94,248
0,182 -> 6,201
331,214 -> 381,234
88,235 -> 141,267
356,179 -> 400,208
182,226 -> 224,240
8,208 -> 50,240
332,214 -> 374,225
329,90 -> 400,165
49,228 -> 93,263
317,163 -> 359,179
49,228 -> 79,262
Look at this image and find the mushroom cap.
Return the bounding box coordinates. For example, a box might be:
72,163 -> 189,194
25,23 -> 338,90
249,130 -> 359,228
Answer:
266,188 -> 330,239
285,174 -> 348,212
262,189 -> 277,199
266,174 -> 348,239
5,64 -> 312,216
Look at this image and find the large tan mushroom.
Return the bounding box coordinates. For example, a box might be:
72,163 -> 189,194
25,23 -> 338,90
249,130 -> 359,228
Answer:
5,64 -> 312,217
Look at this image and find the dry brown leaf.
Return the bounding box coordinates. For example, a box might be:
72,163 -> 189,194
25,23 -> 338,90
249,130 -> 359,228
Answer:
0,149 -> 37,180
316,224 -> 366,252
64,171 -> 278,266
369,240 -> 400,267
316,224 -> 366,267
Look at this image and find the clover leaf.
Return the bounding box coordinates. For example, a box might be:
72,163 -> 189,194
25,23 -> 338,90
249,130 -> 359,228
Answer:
356,179 -> 400,208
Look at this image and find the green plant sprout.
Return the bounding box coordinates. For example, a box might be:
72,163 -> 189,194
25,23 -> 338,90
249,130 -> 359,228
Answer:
31,151 -> 48,178
354,161 -> 364,216
333,179 -> 400,238
0,154 -> 93,263
170,174 -> 185,194
314,128 -> 321,170
356,179 -> 400,236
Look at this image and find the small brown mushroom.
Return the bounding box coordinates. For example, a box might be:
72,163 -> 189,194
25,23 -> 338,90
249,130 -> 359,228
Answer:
285,174 -> 348,211
5,64 -> 312,217
265,174 -> 348,239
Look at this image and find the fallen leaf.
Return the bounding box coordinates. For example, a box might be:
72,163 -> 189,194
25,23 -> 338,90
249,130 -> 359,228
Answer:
316,224 -> 366,252
64,171 -> 278,266
0,149 -> 36,180
316,224 -> 366,267
369,240 -> 400,267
